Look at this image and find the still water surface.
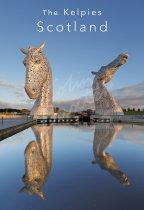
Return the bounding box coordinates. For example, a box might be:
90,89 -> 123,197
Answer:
0,123 -> 144,210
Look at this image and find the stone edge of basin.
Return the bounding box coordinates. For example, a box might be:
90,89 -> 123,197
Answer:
0,120 -> 37,141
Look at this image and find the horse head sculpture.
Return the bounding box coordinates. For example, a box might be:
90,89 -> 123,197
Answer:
20,43 -> 53,116
92,53 -> 128,115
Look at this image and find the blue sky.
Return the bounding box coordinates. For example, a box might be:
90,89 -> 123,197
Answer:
0,0 -> 144,109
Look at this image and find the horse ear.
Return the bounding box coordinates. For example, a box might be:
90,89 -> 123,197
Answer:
91,71 -> 97,75
37,42 -> 46,53
19,186 -> 27,193
37,191 -> 45,200
20,48 -> 28,54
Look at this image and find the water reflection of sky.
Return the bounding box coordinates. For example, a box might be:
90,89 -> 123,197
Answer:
0,124 -> 144,210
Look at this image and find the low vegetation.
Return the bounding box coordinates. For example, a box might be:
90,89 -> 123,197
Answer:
123,108 -> 144,115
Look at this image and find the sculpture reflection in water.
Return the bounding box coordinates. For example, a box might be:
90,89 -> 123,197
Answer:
20,125 -> 53,199
92,124 -> 130,185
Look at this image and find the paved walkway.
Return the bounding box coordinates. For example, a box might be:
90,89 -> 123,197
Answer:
0,117 -> 33,130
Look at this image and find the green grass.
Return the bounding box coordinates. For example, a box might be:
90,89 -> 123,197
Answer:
124,111 -> 144,115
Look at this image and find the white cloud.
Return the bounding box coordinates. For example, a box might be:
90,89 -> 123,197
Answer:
0,81 -> 144,111
54,96 -> 94,112
0,101 -> 31,109
0,80 -> 16,89
55,82 -> 144,111
118,124 -> 144,145
113,82 -> 144,109
0,79 -> 31,107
